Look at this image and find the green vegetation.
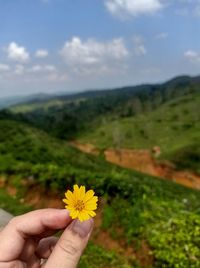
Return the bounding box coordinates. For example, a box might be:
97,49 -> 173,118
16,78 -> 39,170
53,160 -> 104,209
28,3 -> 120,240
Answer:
0,118 -> 200,267
79,93 -> 200,173
103,195 -> 200,268
1,75 -> 200,267
80,242 -> 133,268
0,189 -> 32,215
78,93 -> 200,151
7,75 -> 199,140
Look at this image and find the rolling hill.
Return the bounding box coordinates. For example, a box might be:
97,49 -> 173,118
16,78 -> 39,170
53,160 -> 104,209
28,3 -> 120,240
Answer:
1,74 -> 200,267
7,75 -> 200,139
77,91 -> 200,174
0,117 -> 200,267
7,74 -> 200,175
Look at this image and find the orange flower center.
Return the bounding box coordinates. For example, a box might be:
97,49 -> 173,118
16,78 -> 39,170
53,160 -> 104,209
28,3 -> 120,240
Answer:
74,200 -> 85,211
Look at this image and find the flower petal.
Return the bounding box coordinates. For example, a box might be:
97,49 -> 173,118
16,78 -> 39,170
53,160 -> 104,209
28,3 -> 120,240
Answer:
78,211 -> 90,222
87,211 -> 96,217
63,199 -> 74,206
79,186 -> 86,200
73,185 -> 80,199
84,190 -> 94,202
62,198 -> 68,204
86,196 -> 98,205
66,205 -> 74,211
70,210 -> 79,219
85,202 -> 97,210
65,190 -> 74,200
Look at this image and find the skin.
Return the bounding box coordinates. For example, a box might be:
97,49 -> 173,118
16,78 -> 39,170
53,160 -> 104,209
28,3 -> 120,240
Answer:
0,209 -> 94,268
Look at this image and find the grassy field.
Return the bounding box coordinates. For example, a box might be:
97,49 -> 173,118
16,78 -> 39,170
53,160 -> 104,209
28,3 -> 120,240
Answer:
0,118 -> 200,267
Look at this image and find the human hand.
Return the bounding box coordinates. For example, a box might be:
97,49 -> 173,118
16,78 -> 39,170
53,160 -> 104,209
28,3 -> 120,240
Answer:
0,209 -> 93,268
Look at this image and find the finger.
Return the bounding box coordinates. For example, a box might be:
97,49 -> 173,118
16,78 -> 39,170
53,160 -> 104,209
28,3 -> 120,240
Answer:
36,237 -> 58,259
0,209 -> 71,262
26,255 -> 41,268
45,218 -> 93,268
19,237 -> 40,262
0,260 -> 26,268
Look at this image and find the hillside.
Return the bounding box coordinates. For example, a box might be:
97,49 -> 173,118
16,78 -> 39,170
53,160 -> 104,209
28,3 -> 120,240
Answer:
1,75 -> 200,267
77,92 -> 200,173
0,118 -> 200,267
7,75 -> 200,139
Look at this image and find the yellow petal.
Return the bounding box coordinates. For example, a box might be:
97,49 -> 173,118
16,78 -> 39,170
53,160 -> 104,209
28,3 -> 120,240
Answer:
79,186 -> 86,200
73,185 -> 80,199
78,211 -> 90,222
86,196 -> 98,205
62,198 -> 68,204
78,213 -> 84,222
66,205 -> 74,211
84,190 -> 94,202
85,203 -> 97,210
70,210 -> 79,219
63,199 -> 74,206
87,211 -> 96,217
65,190 -> 74,200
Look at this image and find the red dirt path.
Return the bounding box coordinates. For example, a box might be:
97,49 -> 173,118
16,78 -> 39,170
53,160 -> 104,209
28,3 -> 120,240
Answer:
70,141 -> 200,190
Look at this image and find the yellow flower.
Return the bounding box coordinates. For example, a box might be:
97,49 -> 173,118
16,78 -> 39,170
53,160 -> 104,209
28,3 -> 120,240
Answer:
62,185 -> 98,222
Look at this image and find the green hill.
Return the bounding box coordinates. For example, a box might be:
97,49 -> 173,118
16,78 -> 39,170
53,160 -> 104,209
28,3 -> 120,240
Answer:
0,118 -> 200,267
78,92 -> 200,173
7,75 -> 200,140
1,74 -> 200,267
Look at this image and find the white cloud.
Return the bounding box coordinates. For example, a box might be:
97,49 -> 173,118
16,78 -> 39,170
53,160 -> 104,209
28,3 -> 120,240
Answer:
105,0 -> 163,18
14,65 -> 25,75
155,32 -> 168,39
0,64 -> 10,72
184,50 -> 200,63
30,65 -> 42,72
7,42 -> 30,63
194,4 -> 200,16
45,65 -> 56,72
29,64 -> 56,73
35,49 -> 49,58
133,35 -> 147,56
47,73 -> 68,82
60,37 -> 129,66
174,0 -> 200,17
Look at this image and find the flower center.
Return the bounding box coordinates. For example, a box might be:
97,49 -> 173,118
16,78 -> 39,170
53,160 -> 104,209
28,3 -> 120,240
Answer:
74,200 -> 85,211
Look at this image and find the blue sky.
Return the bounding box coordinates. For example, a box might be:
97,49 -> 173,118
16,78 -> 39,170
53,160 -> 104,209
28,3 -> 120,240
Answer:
0,0 -> 200,97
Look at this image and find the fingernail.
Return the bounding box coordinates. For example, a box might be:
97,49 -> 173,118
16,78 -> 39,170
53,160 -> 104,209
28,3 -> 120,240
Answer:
72,219 -> 93,238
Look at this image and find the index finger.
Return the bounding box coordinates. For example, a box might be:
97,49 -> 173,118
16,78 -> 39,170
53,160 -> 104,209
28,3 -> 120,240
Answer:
0,209 -> 71,262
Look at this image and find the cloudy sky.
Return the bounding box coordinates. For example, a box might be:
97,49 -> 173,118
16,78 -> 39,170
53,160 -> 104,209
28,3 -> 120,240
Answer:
0,0 -> 200,97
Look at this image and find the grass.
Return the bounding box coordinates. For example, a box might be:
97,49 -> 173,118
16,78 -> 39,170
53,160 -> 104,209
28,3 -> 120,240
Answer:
78,93 -> 200,154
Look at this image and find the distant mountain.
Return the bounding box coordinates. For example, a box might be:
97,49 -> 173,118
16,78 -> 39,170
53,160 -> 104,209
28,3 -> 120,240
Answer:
0,91 -> 80,110
10,74 -> 200,106
0,96 -> 25,109
0,93 -> 55,110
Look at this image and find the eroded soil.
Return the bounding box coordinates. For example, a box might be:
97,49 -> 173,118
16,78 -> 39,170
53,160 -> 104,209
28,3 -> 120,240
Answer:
71,141 -> 200,190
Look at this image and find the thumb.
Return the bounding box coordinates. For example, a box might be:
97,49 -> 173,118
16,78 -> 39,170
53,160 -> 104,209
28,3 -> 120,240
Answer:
44,218 -> 94,268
